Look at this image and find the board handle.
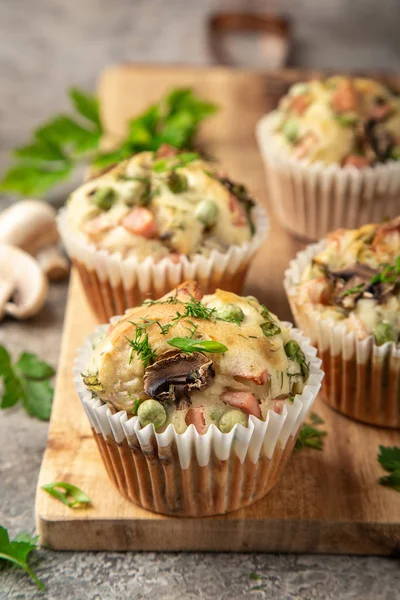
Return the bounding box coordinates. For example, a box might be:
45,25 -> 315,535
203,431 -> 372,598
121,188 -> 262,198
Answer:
207,12 -> 291,69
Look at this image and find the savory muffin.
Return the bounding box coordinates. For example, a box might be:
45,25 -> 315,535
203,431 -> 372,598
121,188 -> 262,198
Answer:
273,76 -> 400,166
83,282 -> 309,433
296,217 -> 400,345
75,281 -> 323,516
58,147 -> 268,320
284,216 -> 400,428
256,76 -> 400,240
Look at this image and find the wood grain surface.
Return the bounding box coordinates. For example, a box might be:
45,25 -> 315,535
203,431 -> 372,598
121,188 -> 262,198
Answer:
36,65 -> 400,553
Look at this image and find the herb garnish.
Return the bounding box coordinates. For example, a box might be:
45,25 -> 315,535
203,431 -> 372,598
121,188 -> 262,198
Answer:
342,283 -> 365,298
295,413 -> 327,451
126,325 -> 157,368
1,88 -> 217,197
167,337 -> 228,354
152,151 -> 200,173
377,445 -> 400,492
0,526 -> 44,590
132,397 -> 143,415
284,340 -> 310,379
0,347 -> 55,420
370,258 -> 400,285
41,482 -> 91,508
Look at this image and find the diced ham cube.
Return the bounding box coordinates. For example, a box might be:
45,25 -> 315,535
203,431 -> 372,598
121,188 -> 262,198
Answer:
156,144 -> 178,158
332,79 -> 358,113
342,155 -> 370,169
185,406 -> 206,434
122,208 -> 158,238
228,195 -> 247,227
221,390 -> 261,418
161,280 -> 203,302
291,94 -> 310,116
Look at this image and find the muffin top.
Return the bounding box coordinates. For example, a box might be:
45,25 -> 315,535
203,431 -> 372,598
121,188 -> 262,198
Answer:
66,147 -> 255,261
82,281 -> 309,434
272,76 -> 400,166
296,217 -> 400,345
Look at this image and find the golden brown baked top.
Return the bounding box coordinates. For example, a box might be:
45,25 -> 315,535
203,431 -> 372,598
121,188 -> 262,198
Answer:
273,76 -> 400,166
66,147 -> 255,261
297,217 -> 400,345
82,282 -> 309,434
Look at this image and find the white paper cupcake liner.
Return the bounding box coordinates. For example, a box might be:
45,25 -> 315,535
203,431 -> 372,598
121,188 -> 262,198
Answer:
57,205 -> 269,321
284,241 -> 400,428
73,323 -> 323,516
256,112 -> 400,241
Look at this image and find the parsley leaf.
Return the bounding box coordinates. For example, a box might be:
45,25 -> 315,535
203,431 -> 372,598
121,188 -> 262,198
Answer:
295,413 -> 327,451
377,445 -> 400,492
0,346 -> 54,420
0,526 -> 44,590
167,337 -> 228,354
41,482 -> 91,508
1,87 -> 216,197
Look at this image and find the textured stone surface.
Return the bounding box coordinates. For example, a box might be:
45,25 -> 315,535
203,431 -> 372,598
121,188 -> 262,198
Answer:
1,0 -> 400,598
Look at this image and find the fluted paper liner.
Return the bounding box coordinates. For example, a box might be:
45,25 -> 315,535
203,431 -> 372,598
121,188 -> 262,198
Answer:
256,112 -> 400,241
73,324 -> 323,516
284,241 -> 400,428
57,205 -> 269,321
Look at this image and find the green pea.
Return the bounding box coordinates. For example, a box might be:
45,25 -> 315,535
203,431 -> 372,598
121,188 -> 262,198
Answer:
219,410 -> 248,433
93,187 -> 116,210
137,399 -> 167,429
282,119 -> 299,144
217,303 -> 245,325
374,321 -> 396,345
261,321 -> 281,337
195,199 -> 219,227
334,113 -> 358,127
167,171 -> 188,194
284,340 -> 301,359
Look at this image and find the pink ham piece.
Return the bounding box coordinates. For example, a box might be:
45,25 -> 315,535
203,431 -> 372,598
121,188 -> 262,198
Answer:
228,195 -> 247,227
221,390 -> 261,418
185,406 -> 206,434
122,208 -> 158,238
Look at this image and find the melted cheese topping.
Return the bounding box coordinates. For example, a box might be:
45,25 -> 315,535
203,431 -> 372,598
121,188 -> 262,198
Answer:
273,76 -> 400,165
66,151 -> 254,261
83,283 -> 307,433
297,217 -> 400,343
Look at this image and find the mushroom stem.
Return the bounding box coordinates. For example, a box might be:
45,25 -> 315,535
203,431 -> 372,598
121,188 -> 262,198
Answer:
36,246 -> 70,281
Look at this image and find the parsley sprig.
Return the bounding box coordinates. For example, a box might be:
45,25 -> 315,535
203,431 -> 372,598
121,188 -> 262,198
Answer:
41,482 -> 91,508
295,412 -> 327,451
0,526 -> 43,590
126,325 -> 157,368
0,87 -> 217,197
377,445 -> 400,492
0,347 -> 55,420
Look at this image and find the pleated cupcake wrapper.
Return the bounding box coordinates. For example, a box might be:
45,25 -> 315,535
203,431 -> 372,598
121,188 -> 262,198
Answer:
57,205 -> 269,322
256,112 -> 400,241
73,323 -> 323,516
284,241 -> 400,428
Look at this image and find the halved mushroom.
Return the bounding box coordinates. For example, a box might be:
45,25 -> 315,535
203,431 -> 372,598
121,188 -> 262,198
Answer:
0,200 -> 69,280
144,350 -> 214,409
0,244 -> 48,320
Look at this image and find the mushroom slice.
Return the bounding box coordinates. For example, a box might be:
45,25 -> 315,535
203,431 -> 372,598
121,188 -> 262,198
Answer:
0,244 -> 48,320
144,350 -> 214,408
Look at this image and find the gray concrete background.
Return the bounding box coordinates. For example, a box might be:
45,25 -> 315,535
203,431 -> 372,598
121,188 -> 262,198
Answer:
1,1 -> 400,598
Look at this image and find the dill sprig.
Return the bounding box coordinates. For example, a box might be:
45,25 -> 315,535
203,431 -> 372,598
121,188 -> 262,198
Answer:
126,325 -> 157,368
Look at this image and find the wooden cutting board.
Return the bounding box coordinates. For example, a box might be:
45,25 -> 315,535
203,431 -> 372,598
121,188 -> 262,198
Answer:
35,65 -> 400,553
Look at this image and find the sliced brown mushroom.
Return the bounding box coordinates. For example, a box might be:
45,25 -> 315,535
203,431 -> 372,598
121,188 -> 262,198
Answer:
143,350 -> 214,409
0,244 -> 48,320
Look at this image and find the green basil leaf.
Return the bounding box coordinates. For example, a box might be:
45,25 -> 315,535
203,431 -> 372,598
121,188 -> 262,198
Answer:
41,482 -> 91,508
167,337 -> 228,353
69,87 -> 102,128
16,352 -> 55,380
